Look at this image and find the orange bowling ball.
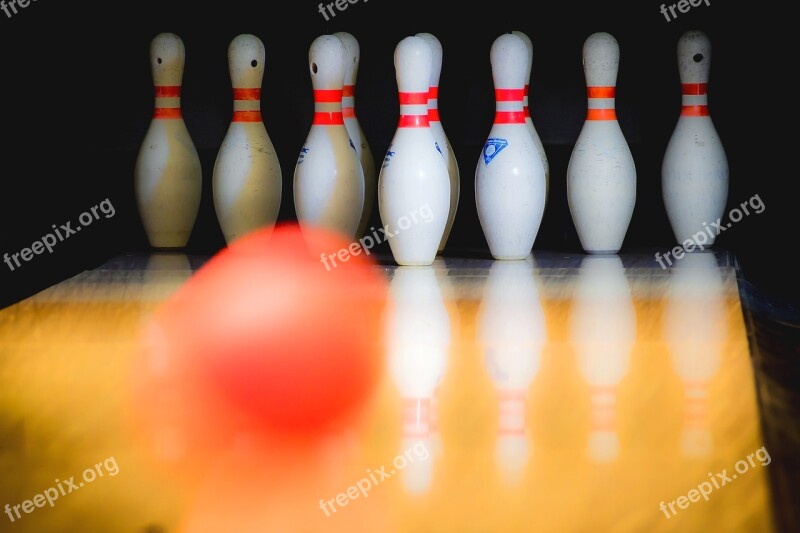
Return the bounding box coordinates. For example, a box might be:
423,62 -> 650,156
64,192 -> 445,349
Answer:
147,224 -> 387,439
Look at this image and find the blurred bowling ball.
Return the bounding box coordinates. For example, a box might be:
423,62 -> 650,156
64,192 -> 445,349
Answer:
142,224 -> 387,441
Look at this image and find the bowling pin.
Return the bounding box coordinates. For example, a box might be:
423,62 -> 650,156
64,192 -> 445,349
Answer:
294,35 -> 365,239
378,36 -> 450,266
662,31 -> 728,247
135,33 -> 202,248
567,32 -> 636,254
511,31 -> 550,206
333,32 -> 376,239
416,33 -> 460,253
475,33 -> 546,260
212,34 -> 282,244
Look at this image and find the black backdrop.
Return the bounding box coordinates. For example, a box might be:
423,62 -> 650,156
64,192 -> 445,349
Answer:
0,0 -> 794,307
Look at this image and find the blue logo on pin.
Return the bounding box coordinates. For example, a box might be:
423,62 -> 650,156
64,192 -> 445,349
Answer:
435,141 -> 443,156
482,139 -> 508,165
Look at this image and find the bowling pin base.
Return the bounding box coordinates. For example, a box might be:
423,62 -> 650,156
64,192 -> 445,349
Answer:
586,249 -> 620,255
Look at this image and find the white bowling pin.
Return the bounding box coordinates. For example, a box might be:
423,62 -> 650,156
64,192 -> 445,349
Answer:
378,37 -> 450,266
475,33 -> 547,260
570,256 -> 636,463
212,35 -> 282,244
294,35 -> 365,239
511,31 -> 550,206
662,31 -> 728,247
135,33 -> 202,248
416,33 -> 461,253
334,32 -> 376,239
567,32 -> 636,254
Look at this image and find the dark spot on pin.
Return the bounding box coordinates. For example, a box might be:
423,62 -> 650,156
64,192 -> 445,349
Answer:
251,60 -> 258,68
693,53 -> 704,63
311,63 -> 318,74
157,58 -> 162,64
353,57 -> 357,64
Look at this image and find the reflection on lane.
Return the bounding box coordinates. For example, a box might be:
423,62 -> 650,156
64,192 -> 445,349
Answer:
385,266 -> 451,495
478,256 -> 545,485
664,252 -> 725,458
570,256 -> 636,463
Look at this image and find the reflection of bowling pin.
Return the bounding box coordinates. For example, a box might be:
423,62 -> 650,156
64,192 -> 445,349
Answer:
663,31 -> 728,247
664,252 -> 725,457
378,37 -> 450,266
511,31 -> 549,206
570,256 -> 636,462
567,32 -> 636,254
416,33 -> 460,253
478,257 -> 544,484
476,33 -> 547,260
135,33 -> 202,248
294,35 -> 365,239
386,267 -> 450,495
334,32 -> 376,239
213,34 -> 282,244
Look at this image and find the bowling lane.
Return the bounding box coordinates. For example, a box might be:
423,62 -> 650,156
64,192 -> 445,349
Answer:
0,251 -> 772,532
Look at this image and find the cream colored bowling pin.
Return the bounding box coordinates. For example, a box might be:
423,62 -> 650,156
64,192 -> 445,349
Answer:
135,33 -> 202,248
294,35 -> 365,239
567,32 -> 636,254
333,32 -> 376,239
378,36 -> 450,266
511,31 -> 549,206
663,30 -> 728,247
416,33 -> 460,253
476,33 -> 547,260
212,34 -> 282,244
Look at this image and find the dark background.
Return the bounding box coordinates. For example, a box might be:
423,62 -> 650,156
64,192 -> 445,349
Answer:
0,0 -> 793,306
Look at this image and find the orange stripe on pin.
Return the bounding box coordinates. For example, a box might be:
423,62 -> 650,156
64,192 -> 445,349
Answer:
313,111 -> 344,125
233,110 -> 262,122
587,108 -> 617,121
681,105 -> 710,116
682,83 -> 708,95
233,88 -> 261,101
399,92 -> 429,105
154,86 -> 181,98
495,111 -> 526,124
314,89 -> 343,103
398,115 -> 429,128
153,108 -> 182,119
588,86 -> 616,99
495,88 -> 525,101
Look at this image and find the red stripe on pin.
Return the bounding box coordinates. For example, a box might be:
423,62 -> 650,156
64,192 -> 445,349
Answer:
153,108 -> 182,119
342,85 -> 355,97
233,88 -> 261,101
314,89 -> 343,103
588,86 -> 616,99
342,107 -> 355,119
313,111 -> 344,125
495,88 -> 525,101
587,108 -> 617,120
682,83 -> 708,95
399,92 -> 429,105
398,115 -> 429,128
154,86 -> 181,98
681,105 -> 710,116
233,110 -> 262,122
429,108 -> 440,122
494,111 -> 526,124
428,86 -> 439,99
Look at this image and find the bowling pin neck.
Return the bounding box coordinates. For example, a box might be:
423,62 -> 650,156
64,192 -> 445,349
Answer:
494,87 -> 526,125
149,33 -> 186,120
427,86 -> 440,122
677,31 -> 712,117
153,85 -> 182,120
342,85 -> 356,119
585,86 -> 617,121
683,382 -> 709,429
313,89 -> 344,126
497,391 -> 526,436
589,386 -> 617,432
398,91 -> 430,128
231,87 -> 262,123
